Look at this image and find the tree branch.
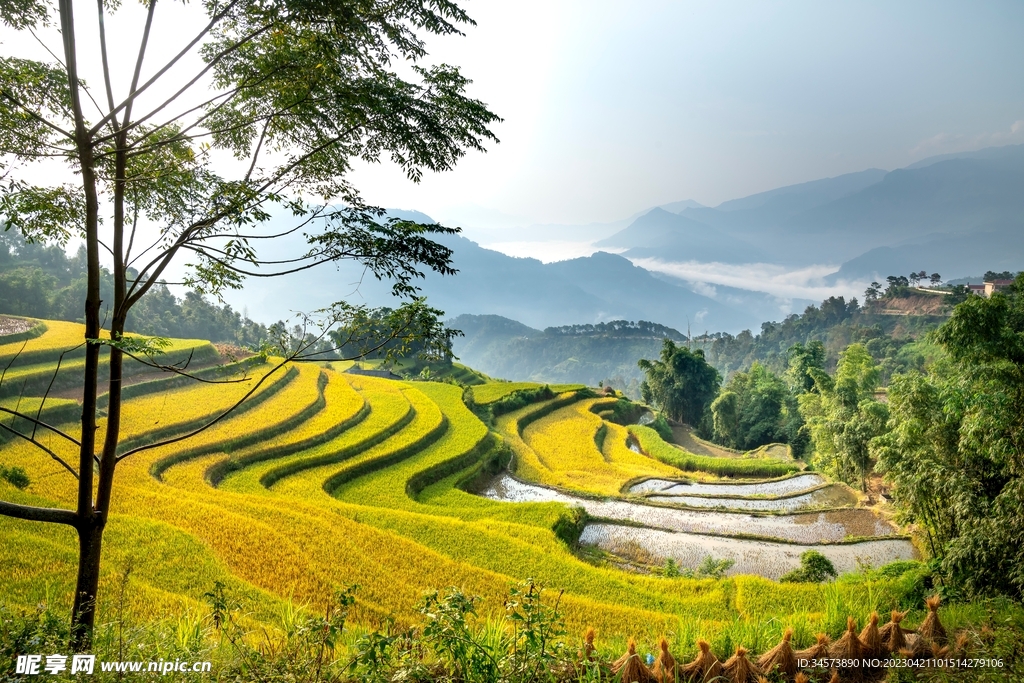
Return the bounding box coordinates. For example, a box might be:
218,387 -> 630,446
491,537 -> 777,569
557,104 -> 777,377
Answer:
0,90 -> 74,140
0,422 -> 80,478
122,0 -> 157,128
0,499 -> 78,526
0,407 -> 81,446
87,0 -> 246,135
117,356 -> 290,461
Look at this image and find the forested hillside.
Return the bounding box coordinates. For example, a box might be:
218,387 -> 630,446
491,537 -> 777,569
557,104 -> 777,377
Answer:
453,291 -> 949,394
701,293 -> 947,380
1,230 -> 272,347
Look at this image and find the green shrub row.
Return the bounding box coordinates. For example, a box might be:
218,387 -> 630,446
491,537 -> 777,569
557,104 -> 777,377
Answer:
148,366 -> 308,480
208,399 -> 371,487
258,403 -> 416,489
101,355 -> 266,408
405,432 -> 494,499
322,416 -> 449,496
0,341 -> 221,400
629,424 -> 799,479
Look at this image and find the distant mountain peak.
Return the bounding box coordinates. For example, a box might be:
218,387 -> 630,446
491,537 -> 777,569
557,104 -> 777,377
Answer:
658,199 -> 706,213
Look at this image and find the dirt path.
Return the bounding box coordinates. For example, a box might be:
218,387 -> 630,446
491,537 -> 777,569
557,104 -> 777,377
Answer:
669,423 -> 744,458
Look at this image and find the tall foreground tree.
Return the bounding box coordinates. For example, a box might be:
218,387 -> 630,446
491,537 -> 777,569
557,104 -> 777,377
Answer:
0,0 -> 497,647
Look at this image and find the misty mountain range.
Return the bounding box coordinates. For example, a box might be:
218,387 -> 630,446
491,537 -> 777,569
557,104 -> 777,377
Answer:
225,143 -> 1023,336
621,143 -> 1024,277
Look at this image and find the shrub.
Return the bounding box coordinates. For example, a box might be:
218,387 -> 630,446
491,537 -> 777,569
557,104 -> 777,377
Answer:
664,555 -> 736,579
0,465 -> 29,489
780,550 -> 837,583
552,505 -> 588,547
649,412 -> 674,442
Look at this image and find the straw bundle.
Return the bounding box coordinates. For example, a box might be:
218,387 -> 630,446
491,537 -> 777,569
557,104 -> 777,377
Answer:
858,612 -> 883,658
582,627 -> 596,661
878,610 -> 910,653
611,638 -> 654,683
794,674 -> 810,683
682,640 -> 723,682
918,595 -> 947,645
794,633 -> 830,664
651,637 -> 678,683
757,628 -> 797,679
723,646 -> 762,683
828,617 -> 865,660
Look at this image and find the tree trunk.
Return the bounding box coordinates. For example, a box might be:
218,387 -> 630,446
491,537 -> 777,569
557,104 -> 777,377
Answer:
70,517 -> 105,650
62,0 -> 103,644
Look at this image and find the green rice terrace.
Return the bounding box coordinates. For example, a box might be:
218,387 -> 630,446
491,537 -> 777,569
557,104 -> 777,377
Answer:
1,318 -> 1020,681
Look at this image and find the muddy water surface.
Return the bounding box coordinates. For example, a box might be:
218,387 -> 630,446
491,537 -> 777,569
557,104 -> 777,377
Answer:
630,473 -> 826,497
483,473 -> 897,543
581,523 -> 917,579
647,484 -> 856,512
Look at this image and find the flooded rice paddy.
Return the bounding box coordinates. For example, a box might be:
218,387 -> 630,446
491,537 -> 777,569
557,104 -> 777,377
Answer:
647,484 -> 856,512
630,473 -> 826,497
580,523 -> 916,579
482,473 -> 899,544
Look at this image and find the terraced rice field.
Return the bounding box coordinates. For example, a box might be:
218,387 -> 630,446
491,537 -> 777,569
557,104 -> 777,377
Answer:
0,318 -> 924,648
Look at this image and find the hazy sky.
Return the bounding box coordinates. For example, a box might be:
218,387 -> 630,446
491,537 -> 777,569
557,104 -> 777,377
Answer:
344,0 -> 1024,227
3,0 -> 1022,234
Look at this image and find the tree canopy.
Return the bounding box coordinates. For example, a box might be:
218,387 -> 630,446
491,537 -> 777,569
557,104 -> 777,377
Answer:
875,274 -> 1024,597
638,339 -> 720,426
799,344 -> 888,491
710,362 -> 792,451
0,0 -> 498,648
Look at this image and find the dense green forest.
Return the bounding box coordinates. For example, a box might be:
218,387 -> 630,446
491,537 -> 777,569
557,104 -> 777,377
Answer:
450,314 -> 685,393
699,294 -> 946,380
1,230 -> 272,346
1,230 -> 440,360
454,290 -> 949,397
636,275 -> 1024,599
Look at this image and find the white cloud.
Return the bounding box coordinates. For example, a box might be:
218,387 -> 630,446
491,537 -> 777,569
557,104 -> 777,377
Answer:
910,120 -> 1024,159
632,258 -> 870,301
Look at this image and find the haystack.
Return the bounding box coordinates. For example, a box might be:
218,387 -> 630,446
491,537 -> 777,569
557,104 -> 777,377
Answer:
878,610 -> 910,653
794,633 -> 830,664
651,637 -> 678,683
723,646 -> 762,683
757,628 -> 797,679
682,640 -> 723,682
858,612 -> 883,658
582,627 -> 596,661
829,616 -> 865,661
918,595 -> 947,645
611,638 -> 653,683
